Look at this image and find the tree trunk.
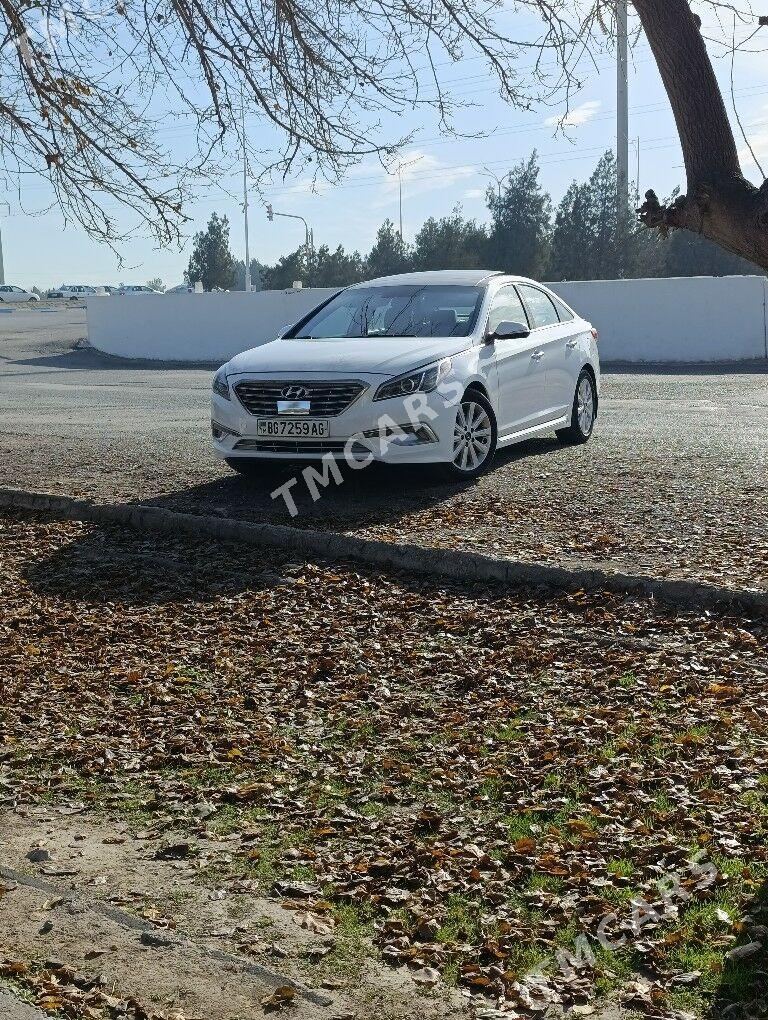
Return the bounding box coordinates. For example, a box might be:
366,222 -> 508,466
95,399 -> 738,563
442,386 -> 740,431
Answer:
633,0 -> 768,270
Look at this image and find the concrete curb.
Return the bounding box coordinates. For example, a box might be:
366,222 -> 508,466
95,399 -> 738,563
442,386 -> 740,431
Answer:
1,486 -> 766,618
0,988 -> 49,1020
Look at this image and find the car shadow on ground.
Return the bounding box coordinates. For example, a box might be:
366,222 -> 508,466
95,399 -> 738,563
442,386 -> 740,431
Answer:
19,518 -> 299,605
708,876 -> 768,1020
18,437 -> 568,605
5,344 -> 218,374
132,436 -> 566,530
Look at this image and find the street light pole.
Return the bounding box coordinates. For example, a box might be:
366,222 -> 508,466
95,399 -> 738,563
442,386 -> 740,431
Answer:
398,165 -> 404,238
241,97 -> 251,293
265,204 -> 314,277
616,0 -> 630,270
481,167 -> 512,205
395,156 -> 424,238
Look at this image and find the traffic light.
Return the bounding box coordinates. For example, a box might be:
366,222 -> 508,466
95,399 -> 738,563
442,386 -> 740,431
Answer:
266,203 -> 273,221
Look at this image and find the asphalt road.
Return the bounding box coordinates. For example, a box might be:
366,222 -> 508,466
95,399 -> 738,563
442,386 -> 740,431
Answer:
1,308 -> 766,592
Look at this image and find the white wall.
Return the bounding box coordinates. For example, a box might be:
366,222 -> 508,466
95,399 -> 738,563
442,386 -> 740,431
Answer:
86,288 -> 336,363
548,276 -> 768,362
87,276 -> 768,364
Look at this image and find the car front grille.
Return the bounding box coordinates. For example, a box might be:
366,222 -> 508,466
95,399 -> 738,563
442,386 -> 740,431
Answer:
234,380 -> 367,417
234,439 -> 359,455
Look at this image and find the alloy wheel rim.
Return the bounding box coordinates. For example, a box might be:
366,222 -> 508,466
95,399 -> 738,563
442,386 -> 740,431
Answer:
577,378 -> 595,436
453,400 -> 492,471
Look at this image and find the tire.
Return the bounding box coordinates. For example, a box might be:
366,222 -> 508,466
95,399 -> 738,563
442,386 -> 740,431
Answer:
443,391 -> 498,481
556,370 -> 597,445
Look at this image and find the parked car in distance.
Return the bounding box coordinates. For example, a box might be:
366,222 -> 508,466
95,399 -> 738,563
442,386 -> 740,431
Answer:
166,284 -> 194,294
117,285 -> 162,295
212,270 -> 600,480
0,285 -> 40,302
47,285 -> 96,300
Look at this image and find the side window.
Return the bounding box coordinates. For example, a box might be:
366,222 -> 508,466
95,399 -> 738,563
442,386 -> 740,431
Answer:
519,286 -> 560,328
487,287 -> 529,334
550,294 -> 575,322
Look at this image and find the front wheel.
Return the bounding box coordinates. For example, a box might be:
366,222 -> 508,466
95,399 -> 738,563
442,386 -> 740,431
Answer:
443,392 -> 497,480
556,370 -> 597,445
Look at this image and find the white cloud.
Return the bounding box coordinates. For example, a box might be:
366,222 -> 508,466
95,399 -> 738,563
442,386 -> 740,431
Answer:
737,107 -> 768,178
544,100 -> 602,129
464,188 -> 485,199
275,178 -> 330,199
372,149 -> 476,208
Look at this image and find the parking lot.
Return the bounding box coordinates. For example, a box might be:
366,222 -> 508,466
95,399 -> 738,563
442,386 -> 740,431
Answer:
1,307 -> 766,593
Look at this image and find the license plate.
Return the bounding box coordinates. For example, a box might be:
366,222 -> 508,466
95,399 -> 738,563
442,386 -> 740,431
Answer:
256,418 -> 330,439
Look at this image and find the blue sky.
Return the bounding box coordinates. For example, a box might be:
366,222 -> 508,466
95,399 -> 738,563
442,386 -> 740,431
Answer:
4,8 -> 768,290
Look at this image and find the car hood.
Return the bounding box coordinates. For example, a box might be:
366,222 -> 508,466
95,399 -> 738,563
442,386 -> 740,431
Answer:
226,336 -> 474,378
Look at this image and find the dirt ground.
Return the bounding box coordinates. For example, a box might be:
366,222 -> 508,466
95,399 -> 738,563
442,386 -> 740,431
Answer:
1,808 -> 464,1020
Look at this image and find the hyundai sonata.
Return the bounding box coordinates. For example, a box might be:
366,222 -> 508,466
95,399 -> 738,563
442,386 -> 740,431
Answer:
211,270 -> 599,479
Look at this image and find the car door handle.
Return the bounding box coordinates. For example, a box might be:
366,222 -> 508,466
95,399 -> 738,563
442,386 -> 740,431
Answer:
566,339 -> 579,349
530,351 -> 544,360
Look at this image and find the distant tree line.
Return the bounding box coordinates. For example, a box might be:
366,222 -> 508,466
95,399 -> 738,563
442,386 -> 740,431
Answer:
188,151 -> 761,292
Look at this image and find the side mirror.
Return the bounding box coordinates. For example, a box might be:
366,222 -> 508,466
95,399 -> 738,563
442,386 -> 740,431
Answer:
486,320 -> 531,343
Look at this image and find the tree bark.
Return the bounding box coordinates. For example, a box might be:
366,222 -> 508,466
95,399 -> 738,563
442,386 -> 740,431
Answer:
633,0 -> 768,270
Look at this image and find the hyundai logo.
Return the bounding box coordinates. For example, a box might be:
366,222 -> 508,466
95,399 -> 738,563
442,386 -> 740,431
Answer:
281,385 -> 310,399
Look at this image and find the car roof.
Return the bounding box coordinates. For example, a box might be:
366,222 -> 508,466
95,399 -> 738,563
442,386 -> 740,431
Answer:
350,270 -> 504,289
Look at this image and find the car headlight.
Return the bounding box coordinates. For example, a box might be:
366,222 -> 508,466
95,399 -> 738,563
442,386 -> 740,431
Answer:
212,366 -> 231,401
374,358 -> 452,402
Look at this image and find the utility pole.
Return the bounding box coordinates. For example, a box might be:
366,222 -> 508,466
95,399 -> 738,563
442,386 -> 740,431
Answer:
241,96 -> 251,293
0,202 -> 7,286
616,0 -> 630,273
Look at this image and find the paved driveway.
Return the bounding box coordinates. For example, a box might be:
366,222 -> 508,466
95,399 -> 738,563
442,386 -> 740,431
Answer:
1,312 -> 766,593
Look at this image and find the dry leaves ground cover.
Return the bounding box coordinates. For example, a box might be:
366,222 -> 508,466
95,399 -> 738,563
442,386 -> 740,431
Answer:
1,509 -> 768,1020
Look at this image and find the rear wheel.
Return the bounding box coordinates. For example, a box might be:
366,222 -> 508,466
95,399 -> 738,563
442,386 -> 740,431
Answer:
556,370 -> 596,445
443,392 -> 497,480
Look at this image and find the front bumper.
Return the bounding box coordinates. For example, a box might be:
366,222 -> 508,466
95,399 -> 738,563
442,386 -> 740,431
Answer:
211,373 -> 458,464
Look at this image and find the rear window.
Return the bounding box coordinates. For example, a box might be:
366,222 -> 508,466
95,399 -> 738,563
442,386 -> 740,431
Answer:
519,286 -> 560,328
551,294 -> 575,322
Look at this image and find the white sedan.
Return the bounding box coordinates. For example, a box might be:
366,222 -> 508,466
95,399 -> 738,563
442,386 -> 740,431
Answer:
0,285 -> 40,302
211,270 -> 600,480
48,285 -> 96,300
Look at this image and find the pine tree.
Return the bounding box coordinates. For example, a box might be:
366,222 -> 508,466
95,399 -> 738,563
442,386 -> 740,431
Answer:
548,181 -> 594,281
486,152 -> 551,277
366,219 -> 411,278
185,213 -> 235,291
311,245 -> 366,287
232,259 -> 266,291
260,250 -> 306,290
412,207 -> 487,271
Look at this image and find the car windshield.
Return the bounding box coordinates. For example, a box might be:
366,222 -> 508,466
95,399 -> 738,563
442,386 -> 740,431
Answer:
291,285 -> 484,340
